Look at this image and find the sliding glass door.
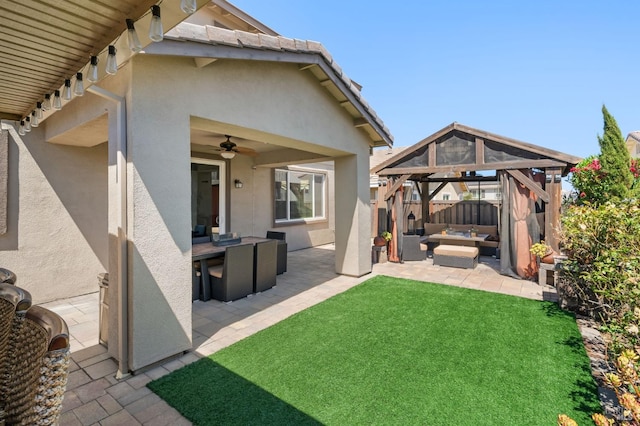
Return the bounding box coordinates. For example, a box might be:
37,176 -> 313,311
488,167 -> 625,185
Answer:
191,158 -> 226,235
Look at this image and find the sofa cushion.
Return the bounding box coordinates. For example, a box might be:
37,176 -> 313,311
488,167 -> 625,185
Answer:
474,225 -> 498,236
423,223 -> 446,235
433,245 -> 479,258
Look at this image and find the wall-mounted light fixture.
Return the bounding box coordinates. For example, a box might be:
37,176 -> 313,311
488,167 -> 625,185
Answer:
234,179 -> 243,189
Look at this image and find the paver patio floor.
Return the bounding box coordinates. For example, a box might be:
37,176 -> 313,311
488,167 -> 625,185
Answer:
42,244 -> 557,425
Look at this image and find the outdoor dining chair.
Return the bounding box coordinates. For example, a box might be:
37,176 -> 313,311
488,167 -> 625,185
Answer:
208,244 -> 254,302
254,240 -> 278,293
266,231 -> 287,274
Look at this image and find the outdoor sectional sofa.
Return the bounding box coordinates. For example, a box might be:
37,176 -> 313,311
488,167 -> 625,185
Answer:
421,223 -> 500,256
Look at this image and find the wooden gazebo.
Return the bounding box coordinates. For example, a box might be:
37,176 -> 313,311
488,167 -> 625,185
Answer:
371,122 -> 581,260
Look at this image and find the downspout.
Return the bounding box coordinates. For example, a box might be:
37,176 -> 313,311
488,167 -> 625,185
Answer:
86,85 -> 129,379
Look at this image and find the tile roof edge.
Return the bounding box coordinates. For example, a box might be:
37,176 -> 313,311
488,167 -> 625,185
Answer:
167,22 -> 393,147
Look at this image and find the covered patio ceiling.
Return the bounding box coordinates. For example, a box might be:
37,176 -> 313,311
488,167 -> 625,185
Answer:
0,0 -> 222,122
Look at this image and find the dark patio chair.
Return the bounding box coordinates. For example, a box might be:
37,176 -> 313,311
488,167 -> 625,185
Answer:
254,240 -> 278,293
191,235 -> 216,301
266,231 -> 287,275
0,268 -> 16,284
401,234 -> 427,261
208,244 -> 254,302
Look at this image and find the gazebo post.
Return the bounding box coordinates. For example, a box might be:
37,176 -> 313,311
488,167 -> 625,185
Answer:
421,181 -> 429,225
544,167 -> 563,252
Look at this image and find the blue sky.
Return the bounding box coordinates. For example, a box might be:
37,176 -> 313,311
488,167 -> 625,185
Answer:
231,0 -> 639,161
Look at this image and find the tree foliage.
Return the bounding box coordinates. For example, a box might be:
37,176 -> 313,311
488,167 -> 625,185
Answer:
597,105 -> 633,200
569,106 -> 638,204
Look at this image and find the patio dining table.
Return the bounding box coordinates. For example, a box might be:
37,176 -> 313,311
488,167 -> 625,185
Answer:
192,236 -> 271,301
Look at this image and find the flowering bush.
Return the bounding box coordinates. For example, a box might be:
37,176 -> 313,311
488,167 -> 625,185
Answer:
569,155 -> 640,205
569,156 -> 608,204
380,231 -> 392,242
632,159 -> 640,180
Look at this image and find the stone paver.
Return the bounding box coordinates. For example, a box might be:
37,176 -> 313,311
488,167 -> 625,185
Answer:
45,244 -> 560,425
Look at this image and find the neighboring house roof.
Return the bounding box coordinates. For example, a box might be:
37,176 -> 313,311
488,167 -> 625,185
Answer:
370,147 -> 408,171
159,22 -> 393,148
626,131 -> 640,158
370,148 -> 408,187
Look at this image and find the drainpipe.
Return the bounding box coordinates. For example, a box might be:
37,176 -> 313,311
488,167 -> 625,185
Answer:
87,85 -> 129,379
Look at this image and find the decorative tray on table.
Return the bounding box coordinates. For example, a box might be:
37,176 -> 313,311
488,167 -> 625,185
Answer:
211,232 -> 241,246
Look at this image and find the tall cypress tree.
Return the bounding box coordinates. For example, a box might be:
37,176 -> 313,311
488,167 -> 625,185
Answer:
598,105 -> 633,200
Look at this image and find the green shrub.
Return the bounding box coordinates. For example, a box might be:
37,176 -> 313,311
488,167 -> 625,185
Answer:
560,200 -> 640,352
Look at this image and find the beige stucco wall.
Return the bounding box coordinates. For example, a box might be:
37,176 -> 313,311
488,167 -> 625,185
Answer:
1,50 -> 375,372
0,122 -> 108,303
126,52 -> 372,367
138,54 -> 371,269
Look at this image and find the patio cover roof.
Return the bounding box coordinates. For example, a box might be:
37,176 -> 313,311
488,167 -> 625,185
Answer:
371,122 -> 581,179
0,0 -> 393,149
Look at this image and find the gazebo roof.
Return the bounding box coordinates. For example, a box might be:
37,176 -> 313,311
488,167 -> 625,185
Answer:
371,122 -> 582,178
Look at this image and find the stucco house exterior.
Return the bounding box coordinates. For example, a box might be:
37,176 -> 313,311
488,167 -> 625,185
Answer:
0,1 -> 392,374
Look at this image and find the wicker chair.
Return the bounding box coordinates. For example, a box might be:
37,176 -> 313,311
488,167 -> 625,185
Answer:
0,284 -> 33,424
401,234 -> 427,261
0,268 -> 16,285
1,302 -> 70,426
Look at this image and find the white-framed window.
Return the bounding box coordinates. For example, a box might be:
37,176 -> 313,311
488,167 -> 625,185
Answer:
442,193 -> 450,201
470,189 -> 486,199
275,169 -> 326,222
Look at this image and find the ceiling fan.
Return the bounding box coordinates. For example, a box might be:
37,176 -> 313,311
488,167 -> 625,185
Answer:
214,135 -> 257,159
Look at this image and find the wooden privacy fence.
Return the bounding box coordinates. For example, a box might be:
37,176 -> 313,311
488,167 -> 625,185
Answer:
371,200 -> 500,236
429,200 -> 500,226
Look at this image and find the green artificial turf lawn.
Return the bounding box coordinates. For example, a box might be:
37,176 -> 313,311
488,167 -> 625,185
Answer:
148,275 -> 601,425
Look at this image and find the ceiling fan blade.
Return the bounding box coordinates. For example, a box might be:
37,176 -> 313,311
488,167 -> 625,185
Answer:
235,146 -> 258,157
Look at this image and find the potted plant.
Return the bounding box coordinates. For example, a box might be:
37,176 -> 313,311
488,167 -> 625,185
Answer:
530,241 -> 554,264
374,231 -> 393,247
